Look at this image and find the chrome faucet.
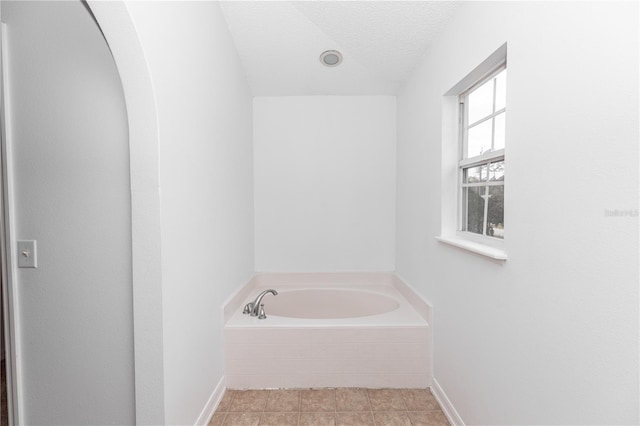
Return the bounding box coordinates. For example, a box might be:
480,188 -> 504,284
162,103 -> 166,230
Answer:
243,289 -> 278,318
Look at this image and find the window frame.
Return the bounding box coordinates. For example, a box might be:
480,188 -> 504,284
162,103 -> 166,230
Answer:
456,63 -> 506,245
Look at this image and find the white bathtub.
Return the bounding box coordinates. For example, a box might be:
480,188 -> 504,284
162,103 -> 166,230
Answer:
223,273 -> 432,389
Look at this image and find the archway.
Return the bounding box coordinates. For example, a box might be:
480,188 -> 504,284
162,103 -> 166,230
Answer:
84,2 -> 164,424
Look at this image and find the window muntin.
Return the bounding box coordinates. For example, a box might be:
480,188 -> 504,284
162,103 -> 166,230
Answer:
459,66 -> 506,240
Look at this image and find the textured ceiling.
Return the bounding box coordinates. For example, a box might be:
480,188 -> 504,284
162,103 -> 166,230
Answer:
219,1 -> 460,96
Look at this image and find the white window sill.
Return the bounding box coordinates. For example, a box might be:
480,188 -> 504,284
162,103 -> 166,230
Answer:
436,236 -> 507,260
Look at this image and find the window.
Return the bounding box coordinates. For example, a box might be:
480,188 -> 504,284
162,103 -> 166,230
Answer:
437,44 -> 507,259
459,65 -> 506,241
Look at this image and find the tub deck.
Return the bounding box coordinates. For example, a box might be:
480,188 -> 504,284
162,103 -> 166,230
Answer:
226,284 -> 427,328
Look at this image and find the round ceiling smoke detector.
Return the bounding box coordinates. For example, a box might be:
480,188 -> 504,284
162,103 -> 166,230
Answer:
320,50 -> 343,67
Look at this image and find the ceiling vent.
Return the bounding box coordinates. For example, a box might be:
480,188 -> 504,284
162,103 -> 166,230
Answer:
319,50 -> 343,67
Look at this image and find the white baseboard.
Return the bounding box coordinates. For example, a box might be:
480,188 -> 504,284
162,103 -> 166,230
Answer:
431,378 -> 464,426
194,376 -> 226,426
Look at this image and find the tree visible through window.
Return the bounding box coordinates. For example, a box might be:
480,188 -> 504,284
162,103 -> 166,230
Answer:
459,66 -> 506,239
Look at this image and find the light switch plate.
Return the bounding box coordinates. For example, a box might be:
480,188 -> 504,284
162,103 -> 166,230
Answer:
17,240 -> 37,268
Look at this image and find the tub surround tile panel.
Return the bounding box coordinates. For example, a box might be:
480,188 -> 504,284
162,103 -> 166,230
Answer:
225,341 -> 428,362
224,342 -> 428,361
224,273 -> 431,389
226,328 -> 428,344
224,328 -> 429,389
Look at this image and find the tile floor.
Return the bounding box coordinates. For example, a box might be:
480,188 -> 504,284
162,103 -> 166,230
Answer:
210,388 -> 449,426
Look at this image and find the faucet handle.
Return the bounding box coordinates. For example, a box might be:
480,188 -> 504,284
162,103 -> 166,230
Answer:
242,303 -> 253,315
258,303 -> 267,320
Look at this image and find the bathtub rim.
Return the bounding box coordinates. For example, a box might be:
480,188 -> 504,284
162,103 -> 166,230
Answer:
224,272 -> 431,328
253,286 -> 401,320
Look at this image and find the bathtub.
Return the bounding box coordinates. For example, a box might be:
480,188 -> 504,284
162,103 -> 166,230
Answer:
223,273 -> 431,389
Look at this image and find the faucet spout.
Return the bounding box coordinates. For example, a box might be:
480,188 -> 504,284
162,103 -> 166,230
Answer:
245,289 -> 278,317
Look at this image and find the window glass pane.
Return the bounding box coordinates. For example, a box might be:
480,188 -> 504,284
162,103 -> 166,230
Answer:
487,185 -> 504,239
488,160 -> 504,182
495,69 -> 507,111
459,64 -> 506,241
464,186 -> 485,235
467,78 -> 494,124
494,112 -> 506,151
467,119 -> 492,157
464,164 -> 487,183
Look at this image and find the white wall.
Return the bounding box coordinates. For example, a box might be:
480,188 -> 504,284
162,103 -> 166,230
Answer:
254,96 -> 396,272
126,2 -> 254,424
396,2 -> 638,425
2,1 -> 135,424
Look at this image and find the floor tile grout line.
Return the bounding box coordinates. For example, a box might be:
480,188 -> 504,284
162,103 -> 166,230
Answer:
400,388 -> 409,412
